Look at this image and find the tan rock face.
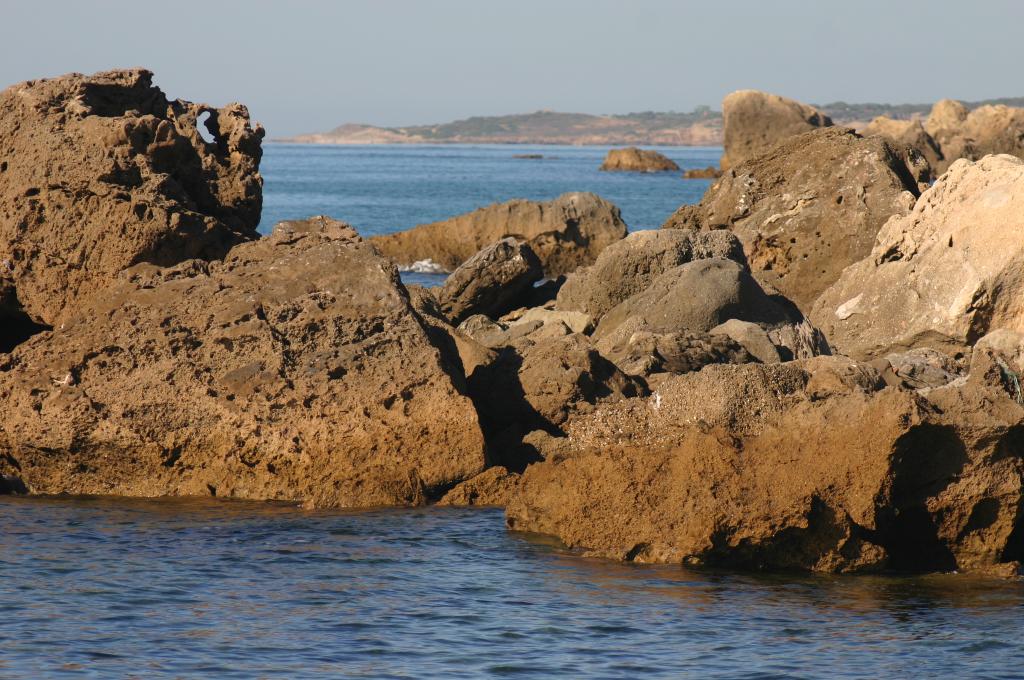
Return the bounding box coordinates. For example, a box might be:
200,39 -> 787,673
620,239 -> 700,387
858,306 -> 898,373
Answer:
0,69 -> 264,341
720,90 -> 832,170
368,192 -> 627,277
599,147 -> 679,172
436,238 -> 543,324
665,127 -> 923,311
861,116 -> 944,178
925,100 -> 1024,175
0,218 -> 486,508
812,155 -> 1024,362
507,356 -> 1024,575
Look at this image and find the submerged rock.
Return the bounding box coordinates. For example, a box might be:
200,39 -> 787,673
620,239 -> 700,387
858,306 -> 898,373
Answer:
0,68 -> 264,348
0,217 -> 486,507
812,155 -> 1024,362
599,147 -> 679,172
720,90 -> 832,170
683,166 -> 723,179
664,127 -> 923,310
369,192 -> 627,278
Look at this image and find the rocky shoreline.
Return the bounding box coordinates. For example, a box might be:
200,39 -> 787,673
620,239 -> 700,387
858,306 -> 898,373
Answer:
3,69 -> 1024,578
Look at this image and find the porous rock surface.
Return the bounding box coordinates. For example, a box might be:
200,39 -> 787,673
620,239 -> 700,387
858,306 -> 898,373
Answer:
369,192 -> 627,277
925,99 -> 1024,175
720,90 -> 833,170
0,68 -> 264,343
0,217 -> 486,507
436,238 -> 543,324
812,155 -> 1024,362
599,147 -> 679,172
663,127 -> 923,310
507,355 -> 1024,575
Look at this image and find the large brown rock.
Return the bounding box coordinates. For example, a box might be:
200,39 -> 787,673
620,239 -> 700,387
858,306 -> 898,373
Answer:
369,192 -> 627,277
664,127 -> 923,310
599,147 -> 679,172
556,228 -> 746,321
0,69 -> 264,345
0,217 -> 486,507
812,155 -> 1024,362
507,355 -> 1024,575
720,90 -> 832,170
436,238 -> 543,323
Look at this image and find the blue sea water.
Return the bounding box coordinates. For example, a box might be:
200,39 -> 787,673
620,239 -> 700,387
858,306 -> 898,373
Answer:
1,496 -> 1022,679
3,145 -> 1024,678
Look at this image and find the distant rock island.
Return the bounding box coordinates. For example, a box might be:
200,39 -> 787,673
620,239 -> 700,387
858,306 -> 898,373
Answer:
278,98 -> 1024,146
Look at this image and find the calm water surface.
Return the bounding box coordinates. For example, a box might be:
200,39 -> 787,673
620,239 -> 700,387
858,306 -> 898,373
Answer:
1,496 -> 1022,678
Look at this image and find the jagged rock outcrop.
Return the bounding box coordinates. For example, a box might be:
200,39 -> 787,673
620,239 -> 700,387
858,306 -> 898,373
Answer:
812,155 -> 1024,362
925,99 -> 1024,174
663,127 -> 924,310
594,322 -> 755,378
436,238 -> 543,324
862,116 -> 944,178
599,147 -> 679,172
507,355 -> 1024,576
556,229 -> 746,320
0,68 -> 264,349
369,192 -> 628,277
720,90 -> 832,170
0,218 -> 486,507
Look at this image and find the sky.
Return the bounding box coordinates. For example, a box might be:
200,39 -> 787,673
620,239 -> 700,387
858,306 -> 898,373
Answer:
1,0 -> 1022,137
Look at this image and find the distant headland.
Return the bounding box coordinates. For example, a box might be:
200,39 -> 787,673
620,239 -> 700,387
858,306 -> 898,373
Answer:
277,98 -> 1024,146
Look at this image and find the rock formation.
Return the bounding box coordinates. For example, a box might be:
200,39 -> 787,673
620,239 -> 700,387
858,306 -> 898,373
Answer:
436,238 -> 543,324
861,115 -> 944,178
0,217 -> 486,507
925,99 -> 1024,174
599,147 -> 680,172
664,127 -> 924,310
812,155 -> 1024,362
720,90 -> 832,170
0,68 -> 264,350
683,166 -> 723,179
507,355 -> 1024,576
369,193 -> 628,277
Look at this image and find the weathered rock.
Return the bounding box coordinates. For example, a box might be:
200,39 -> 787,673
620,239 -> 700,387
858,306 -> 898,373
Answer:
812,155 -> 1024,362
0,217 -> 486,507
665,127 -> 923,310
436,238 -> 543,323
599,147 -> 679,172
507,356 -> 1024,575
594,319 -> 755,377
511,308 -> 593,335
556,229 -> 746,321
871,348 -> 963,391
708,319 -> 781,363
862,116 -> 944,179
467,334 -> 647,469
592,257 -> 803,341
0,68 -> 264,345
720,90 -> 832,170
437,466 -> 520,507
926,99 -> 1024,174
369,192 -> 628,277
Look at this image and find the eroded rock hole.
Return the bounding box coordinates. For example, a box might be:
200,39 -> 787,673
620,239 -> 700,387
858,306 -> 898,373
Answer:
197,110 -> 217,145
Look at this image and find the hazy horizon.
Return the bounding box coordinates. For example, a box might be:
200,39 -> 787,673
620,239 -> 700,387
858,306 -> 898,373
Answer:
2,0 -> 1022,137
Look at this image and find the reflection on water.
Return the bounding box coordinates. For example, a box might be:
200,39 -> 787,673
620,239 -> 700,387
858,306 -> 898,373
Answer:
1,496 -> 1022,678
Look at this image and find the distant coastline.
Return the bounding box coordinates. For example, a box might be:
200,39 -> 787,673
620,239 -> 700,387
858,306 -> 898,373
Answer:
275,97 -> 1024,146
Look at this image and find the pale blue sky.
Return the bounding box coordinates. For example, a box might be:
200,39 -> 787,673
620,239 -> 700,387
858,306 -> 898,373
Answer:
2,0 -> 1021,136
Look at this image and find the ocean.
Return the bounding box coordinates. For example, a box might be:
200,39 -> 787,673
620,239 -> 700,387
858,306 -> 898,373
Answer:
258,143 -> 719,285
2,144 -> 1023,679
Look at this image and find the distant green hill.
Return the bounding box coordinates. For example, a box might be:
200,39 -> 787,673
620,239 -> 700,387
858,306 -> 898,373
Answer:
280,97 -> 1024,146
